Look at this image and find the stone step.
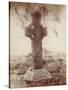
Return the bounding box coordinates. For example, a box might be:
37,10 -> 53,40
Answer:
24,68 -> 52,82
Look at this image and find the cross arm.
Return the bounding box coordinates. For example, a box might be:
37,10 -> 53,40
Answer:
41,27 -> 47,39
25,26 -> 35,40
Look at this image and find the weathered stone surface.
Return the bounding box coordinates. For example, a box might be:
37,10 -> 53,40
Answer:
24,68 -> 52,81
25,11 -> 47,69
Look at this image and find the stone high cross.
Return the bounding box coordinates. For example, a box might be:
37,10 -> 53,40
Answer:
25,11 -> 47,69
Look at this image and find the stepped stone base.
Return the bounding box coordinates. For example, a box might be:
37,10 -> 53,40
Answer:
24,68 -> 52,82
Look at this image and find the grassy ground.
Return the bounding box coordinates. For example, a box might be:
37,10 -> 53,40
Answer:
9,51 -> 66,88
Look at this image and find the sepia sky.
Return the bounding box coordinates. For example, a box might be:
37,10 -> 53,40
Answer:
10,3 -> 66,57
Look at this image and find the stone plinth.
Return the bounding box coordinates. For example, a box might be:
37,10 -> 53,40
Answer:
24,68 -> 52,82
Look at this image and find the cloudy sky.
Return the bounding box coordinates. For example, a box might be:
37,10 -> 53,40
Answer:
10,3 -> 66,57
